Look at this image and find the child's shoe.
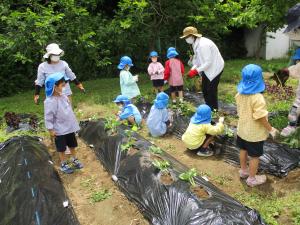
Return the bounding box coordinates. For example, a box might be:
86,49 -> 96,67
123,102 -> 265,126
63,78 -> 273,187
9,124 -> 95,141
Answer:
60,162 -> 74,174
246,175 -> 266,187
239,169 -> 249,179
281,125 -> 297,137
196,147 -> 214,157
71,158 -> 83,169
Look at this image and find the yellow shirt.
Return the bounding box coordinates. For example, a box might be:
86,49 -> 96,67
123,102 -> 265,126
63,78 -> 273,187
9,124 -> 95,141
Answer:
235,93 -> 269,142
182,123 -> 224,150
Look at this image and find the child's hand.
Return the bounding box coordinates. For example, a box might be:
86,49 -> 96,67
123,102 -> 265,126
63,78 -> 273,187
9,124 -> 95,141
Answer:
49,130 -> 56,137
218,117 -> 225,123
270,127 -> 279,139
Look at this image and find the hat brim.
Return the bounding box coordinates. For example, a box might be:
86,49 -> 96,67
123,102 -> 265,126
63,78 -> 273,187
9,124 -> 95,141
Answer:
43,49 -> 64,59
180,33 -> 202,39
284,17 -> 300,33
117,63 -> 134,70
237,80 -> 265,95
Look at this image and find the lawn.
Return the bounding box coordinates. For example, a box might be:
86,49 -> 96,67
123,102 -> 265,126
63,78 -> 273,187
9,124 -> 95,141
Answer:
1,58 -> 300,225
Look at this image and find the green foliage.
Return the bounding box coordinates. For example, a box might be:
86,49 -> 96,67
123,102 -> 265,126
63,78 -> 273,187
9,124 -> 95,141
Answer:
149,145 -> 163,155
90,189 -> 112,203
281,128 -> 300,148
224,125 -> 234,138
171,101 -> 195,117
120,138 -> 135,152
179,168 -> 198,187
152,159 -> 170,172
104,116 -> 121,134
235,191 -> 300,225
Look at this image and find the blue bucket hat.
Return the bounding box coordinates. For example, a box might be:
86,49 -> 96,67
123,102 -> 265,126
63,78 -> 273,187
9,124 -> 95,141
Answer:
237,64 -> 265,95
167,47 -> 176,54
292,48 -> 300,60
118,56 -> 133,70
149,51 -> 158,58
167,50 -> 179,59
113,95 -> 131,105
191,104 -> 212,125
45,72 -> 69,97
154,92 -> 169,109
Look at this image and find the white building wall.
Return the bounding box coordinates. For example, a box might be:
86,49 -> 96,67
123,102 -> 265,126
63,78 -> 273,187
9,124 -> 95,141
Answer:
266,26 -> 290,60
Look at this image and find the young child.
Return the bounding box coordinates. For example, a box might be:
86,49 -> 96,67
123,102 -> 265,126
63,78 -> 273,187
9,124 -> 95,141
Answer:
114,95 -> 142,130
148,51 -> 165,93
35,43 -> 84,104
164,48 -> 185,103
236,64 -> 278,187
147,92 -> 171,137
281,49 -> 300,137
44,72 -> 83,174
182,104 -> 224,157
118,56 -> 141,100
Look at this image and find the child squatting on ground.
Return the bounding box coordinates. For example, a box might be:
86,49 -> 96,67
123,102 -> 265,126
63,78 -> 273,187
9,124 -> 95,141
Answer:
164,47 -> 185,104
281,49 -> 300,137
147,92 -> 172,137
118,56 -> 141,100
44,72 -> 83,174
148,51 -> 165,93
236,64 -> 278,187
182,104 -> 224,157
114,95 -> 142,131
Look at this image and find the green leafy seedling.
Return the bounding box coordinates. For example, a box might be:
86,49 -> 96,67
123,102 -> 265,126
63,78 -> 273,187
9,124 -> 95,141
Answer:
224,125 -> 234,138
104,116 -> 121,134
152,159 -> 170,173
90,189 -> 112,203
149,146 -> 163,155
179,168 -> 198,187
120,138 -> 135,152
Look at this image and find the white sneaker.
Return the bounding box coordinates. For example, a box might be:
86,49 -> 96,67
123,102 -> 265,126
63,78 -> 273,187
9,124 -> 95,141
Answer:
246,175 -> 266,187
281,125 -> 297,137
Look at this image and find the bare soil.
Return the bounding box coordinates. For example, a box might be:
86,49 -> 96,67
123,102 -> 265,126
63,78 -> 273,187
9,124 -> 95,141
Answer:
44,138 -> 149,225
160,172 -> 174,186
191,186 -> 210,200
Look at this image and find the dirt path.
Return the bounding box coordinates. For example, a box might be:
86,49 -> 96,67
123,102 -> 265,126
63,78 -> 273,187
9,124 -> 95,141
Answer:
147,134 -> 300,196
44,138 -> 149,225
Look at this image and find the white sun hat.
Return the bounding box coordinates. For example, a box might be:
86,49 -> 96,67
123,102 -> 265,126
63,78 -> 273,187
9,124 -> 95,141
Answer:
43,43 -> 64,59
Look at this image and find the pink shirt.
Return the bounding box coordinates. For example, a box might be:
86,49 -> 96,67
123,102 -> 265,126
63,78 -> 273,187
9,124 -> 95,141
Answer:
147,62 -> 164,80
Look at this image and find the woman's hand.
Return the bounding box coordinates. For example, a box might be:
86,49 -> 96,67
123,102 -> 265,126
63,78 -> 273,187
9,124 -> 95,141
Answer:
34,95 -> 39,104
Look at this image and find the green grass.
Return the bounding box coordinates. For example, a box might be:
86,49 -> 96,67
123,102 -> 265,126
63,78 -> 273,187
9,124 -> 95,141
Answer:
235,191 -> 300,225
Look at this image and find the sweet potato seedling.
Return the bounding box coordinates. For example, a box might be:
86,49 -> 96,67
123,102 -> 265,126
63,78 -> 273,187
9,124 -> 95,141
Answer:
152,159 -> 170,173
179,168 -> 198,187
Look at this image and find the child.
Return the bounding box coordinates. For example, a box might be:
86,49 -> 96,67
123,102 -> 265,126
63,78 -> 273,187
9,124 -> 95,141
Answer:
118,56 -> 141,100
236,64 -> 278,187
44,72 -> 83,174
182,104 -> 224,157
35,43 -> 84,104
147,92 -> 171,137
164,48 -> 185,103
281,49 -> 300,137
114,95 -> 142,130
148,51 -> 165,93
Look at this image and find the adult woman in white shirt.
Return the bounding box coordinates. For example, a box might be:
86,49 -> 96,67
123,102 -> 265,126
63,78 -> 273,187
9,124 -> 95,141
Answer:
181,26 -> 224,111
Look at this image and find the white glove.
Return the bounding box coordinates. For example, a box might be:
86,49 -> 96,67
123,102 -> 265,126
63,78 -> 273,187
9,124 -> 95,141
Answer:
191,65 -> 197,70
133,75 -> 138,82
270,127 -> 279,139
164,80 -> 168,84
218,117 -> 224,123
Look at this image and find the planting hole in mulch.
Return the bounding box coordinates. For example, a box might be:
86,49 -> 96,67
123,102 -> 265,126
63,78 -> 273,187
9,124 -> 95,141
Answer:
160,171 -> 174,186
191,185 -> 210,199
150,154 -> 164,162
127,147 -> 139,156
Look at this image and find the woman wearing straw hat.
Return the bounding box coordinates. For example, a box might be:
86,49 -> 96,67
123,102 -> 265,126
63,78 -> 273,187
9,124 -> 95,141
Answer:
181,26 -> 224,111
34,43 -> 85,104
